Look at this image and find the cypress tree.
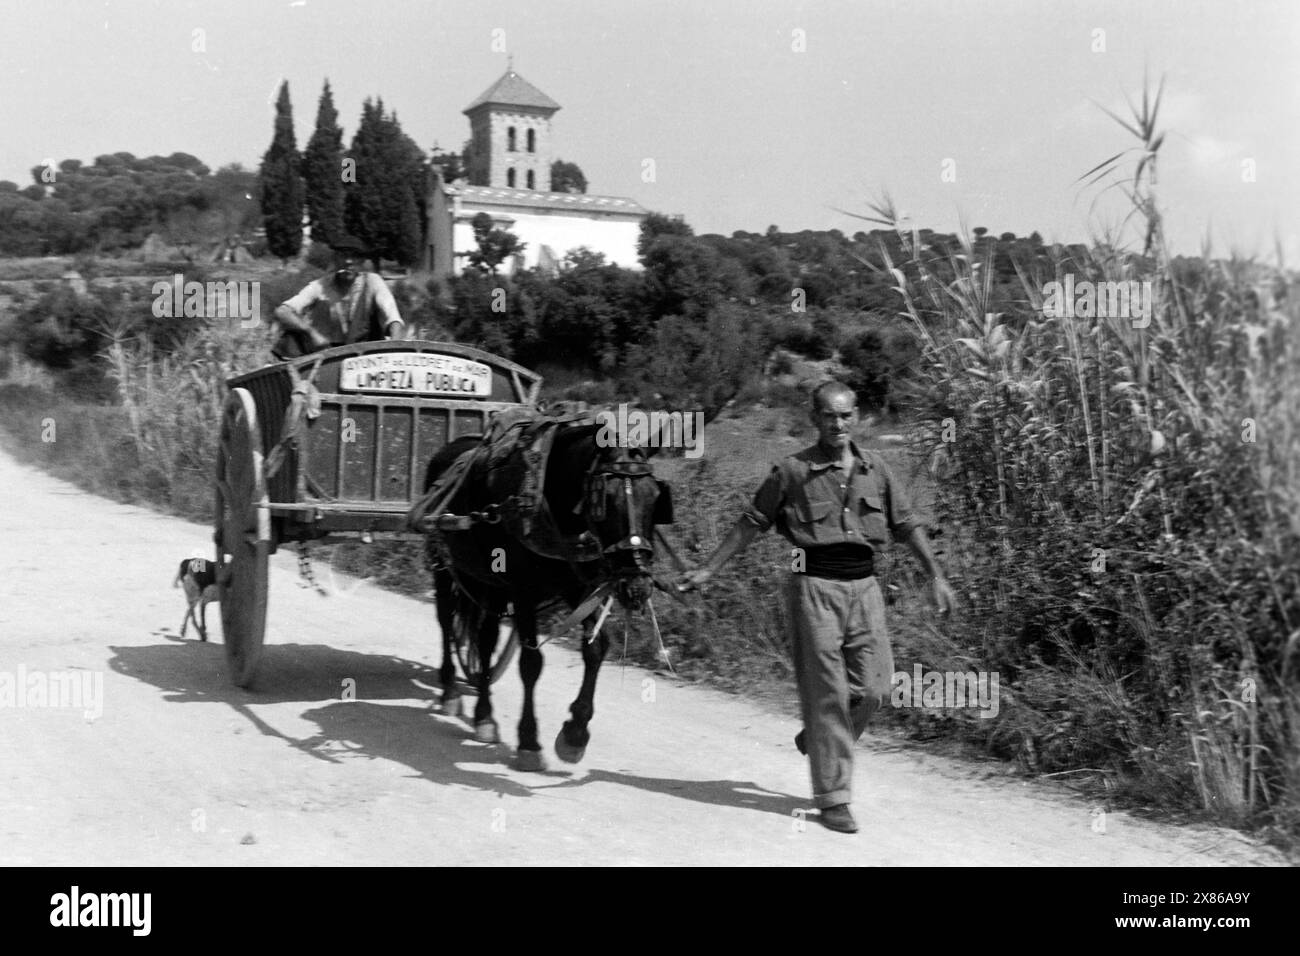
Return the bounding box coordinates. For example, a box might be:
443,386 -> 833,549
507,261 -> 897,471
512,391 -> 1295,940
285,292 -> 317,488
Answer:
344,99 -> 427,267
302,79 -> 345,249
259,81 -> 304,262
391,112 -> 426,267
343,98 -> 383,259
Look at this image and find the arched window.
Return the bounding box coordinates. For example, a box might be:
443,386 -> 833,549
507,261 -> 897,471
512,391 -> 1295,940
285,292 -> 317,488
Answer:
526,129 -> 536,153
526,169 -> 535,190
507,127 -> 517,152
507,168 -> 516,187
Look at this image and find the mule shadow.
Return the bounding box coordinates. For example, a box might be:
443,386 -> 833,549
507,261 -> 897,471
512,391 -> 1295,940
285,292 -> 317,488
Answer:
534,768 -> 808,819
108,640 -> 807,814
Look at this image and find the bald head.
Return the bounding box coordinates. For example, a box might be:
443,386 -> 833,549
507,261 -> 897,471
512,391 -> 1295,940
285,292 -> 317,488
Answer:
809,380 -> 859,454
810,380 -> 857,415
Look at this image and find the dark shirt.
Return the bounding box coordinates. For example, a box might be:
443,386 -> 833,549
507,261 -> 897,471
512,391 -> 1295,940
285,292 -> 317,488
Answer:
742,441 -> 920,558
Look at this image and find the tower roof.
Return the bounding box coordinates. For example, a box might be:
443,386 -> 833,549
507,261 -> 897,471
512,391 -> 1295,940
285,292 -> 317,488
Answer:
463,70 -> 561,114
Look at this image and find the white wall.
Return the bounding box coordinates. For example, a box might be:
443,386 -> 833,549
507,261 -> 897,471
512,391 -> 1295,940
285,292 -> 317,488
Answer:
452,210 -> 643,273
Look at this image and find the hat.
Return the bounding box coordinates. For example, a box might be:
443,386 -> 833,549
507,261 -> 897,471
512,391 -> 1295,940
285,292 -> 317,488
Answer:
330,235 -> 368,256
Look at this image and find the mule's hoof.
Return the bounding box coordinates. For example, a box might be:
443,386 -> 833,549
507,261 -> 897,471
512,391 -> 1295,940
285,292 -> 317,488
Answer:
515,748 -> 547,772
553,729 -> 587,764
474,719 -> 500,744
440,691 -> 462,716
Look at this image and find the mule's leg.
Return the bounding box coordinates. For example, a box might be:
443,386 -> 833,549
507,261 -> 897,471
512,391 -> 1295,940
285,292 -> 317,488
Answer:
433,569 -> 461,715
513,601 -> 545,771
472,610 -> 501,743
180,605 -> 194,639
555,613 -> 611,764
198,599 -> 209,642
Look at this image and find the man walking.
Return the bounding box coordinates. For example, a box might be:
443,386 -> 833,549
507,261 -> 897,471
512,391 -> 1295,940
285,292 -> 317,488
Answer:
679,381 -> 955,833
271,235 -> 405,358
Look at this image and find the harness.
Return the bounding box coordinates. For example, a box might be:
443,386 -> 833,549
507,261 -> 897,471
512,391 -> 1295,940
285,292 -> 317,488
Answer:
406,411 -> 607,563
408,408 -> 688,660
581,454 -> 657,570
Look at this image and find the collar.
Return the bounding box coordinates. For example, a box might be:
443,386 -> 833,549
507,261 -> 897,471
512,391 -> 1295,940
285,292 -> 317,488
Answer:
805,439 -> 872,472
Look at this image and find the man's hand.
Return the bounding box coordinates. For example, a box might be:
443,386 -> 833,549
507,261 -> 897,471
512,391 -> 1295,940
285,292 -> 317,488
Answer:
677,568 -> 713,592
308,329 -> 331,350
930,575 -> 957,616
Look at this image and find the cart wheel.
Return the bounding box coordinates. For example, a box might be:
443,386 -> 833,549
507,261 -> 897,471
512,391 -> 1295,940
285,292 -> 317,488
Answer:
451,602 -> 520,689
215,387 -> 270,688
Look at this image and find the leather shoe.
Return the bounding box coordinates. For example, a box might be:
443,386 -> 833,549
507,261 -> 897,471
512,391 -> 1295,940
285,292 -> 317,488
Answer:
819,804 -> 858,834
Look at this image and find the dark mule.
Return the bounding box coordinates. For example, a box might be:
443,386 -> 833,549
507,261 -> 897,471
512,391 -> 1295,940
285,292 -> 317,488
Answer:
422,421 -> 671,771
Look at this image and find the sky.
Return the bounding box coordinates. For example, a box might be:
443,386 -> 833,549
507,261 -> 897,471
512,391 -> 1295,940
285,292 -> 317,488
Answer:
1,0 -> 1296,258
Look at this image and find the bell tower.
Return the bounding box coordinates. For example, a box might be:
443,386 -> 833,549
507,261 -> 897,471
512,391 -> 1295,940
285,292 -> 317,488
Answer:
463,67 -> 561,191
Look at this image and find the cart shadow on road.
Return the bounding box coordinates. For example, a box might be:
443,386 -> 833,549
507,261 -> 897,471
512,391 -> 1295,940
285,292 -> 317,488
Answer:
107,639 -> 808,817
107,639 -> 557,799
112,637 -> 446,707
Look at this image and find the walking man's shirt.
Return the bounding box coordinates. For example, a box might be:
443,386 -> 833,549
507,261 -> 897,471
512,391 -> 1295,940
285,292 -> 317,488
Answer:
742,440 -> 921,572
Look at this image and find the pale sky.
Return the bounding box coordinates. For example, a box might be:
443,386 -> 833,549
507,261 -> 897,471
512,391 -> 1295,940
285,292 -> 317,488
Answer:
1,0 -> 1296,258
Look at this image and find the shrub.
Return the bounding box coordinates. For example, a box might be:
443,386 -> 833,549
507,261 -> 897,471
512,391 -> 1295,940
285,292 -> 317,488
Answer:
622,303 -> 767,420
771,313 -> 836,359
305,241 -> 334,270
840,325 -> 920,412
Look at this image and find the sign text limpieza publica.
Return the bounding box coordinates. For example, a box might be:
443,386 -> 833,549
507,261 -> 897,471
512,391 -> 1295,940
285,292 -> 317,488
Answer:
339,353 -> 492,397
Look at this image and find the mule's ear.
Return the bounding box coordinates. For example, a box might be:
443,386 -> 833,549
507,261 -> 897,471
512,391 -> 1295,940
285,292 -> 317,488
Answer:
652,480 -> 674,524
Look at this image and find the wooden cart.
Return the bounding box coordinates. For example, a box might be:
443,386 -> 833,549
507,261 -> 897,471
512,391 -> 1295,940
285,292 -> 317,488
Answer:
213,340 -> 541,688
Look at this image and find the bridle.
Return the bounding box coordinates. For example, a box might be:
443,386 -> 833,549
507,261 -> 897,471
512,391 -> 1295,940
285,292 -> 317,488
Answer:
581,454 -> 659,573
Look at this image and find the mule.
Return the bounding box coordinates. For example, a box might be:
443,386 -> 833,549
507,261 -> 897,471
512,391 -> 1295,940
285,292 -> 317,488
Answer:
421,420 -> 672,771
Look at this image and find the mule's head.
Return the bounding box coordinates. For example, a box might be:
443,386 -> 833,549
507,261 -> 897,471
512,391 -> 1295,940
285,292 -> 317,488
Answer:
579,443 -> 672,610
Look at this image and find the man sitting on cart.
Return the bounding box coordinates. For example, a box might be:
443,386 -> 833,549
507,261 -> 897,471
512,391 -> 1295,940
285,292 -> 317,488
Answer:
271,235 -> 406,359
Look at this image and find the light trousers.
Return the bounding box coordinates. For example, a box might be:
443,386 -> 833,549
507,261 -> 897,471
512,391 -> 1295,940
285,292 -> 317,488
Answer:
786,573 -> 892,808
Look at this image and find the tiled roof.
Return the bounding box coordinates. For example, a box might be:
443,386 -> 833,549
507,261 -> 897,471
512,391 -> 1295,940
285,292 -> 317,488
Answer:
455,185 -> 646,215
463,70 -> 561,113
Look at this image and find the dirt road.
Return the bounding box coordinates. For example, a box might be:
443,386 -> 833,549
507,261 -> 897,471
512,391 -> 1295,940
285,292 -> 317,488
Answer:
0,446 -> 1283,866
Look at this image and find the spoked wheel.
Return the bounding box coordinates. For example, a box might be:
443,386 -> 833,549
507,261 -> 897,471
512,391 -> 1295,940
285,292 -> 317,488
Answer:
450,598 -> 520,690
214,387 -> 270,688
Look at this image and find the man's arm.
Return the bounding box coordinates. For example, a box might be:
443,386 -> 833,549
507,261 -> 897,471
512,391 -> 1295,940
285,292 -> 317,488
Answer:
678,463 -> 782,591
677,519 -> 762,590
368,274 -> 405,339
904,525 -> 956,615
274,283 -> 330,349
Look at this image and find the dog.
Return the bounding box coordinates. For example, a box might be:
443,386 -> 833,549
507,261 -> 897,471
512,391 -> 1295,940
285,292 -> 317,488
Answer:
174,557 -> 222,641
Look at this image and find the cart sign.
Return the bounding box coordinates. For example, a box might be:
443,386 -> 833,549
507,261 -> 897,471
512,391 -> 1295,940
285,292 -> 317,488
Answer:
339,352 -> 493,397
